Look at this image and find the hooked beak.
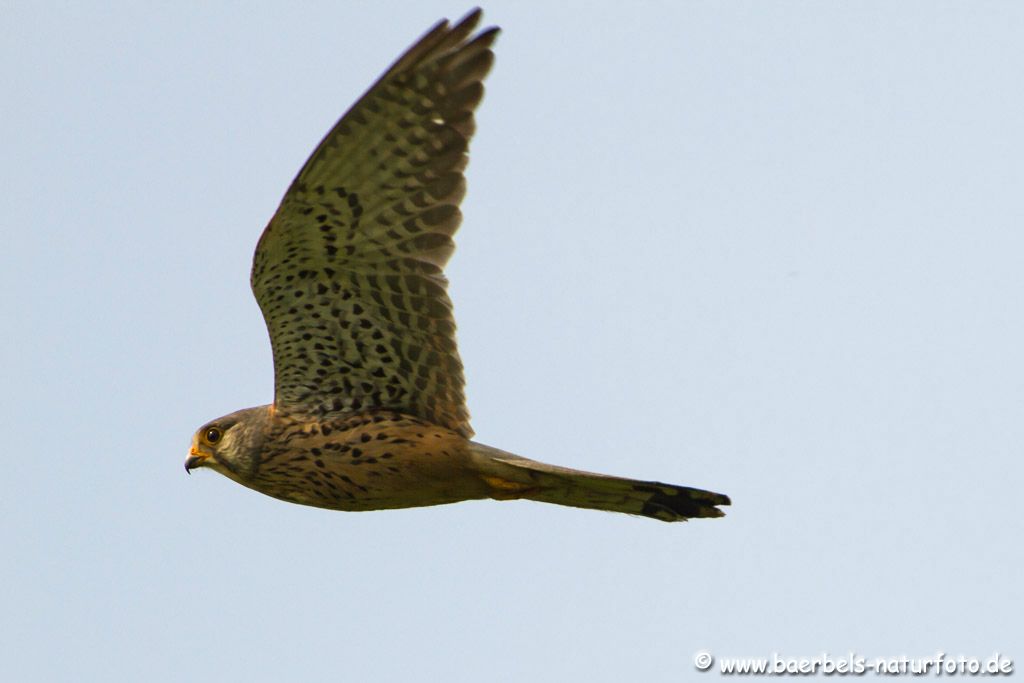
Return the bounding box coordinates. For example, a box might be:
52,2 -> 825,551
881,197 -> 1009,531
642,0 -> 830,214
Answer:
185,445 -> 209,474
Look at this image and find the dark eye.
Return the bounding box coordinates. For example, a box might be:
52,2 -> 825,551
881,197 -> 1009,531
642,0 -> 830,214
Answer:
204,427 -> 222,444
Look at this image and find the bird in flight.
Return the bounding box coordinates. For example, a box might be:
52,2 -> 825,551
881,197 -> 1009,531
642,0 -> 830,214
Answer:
186,9 -> 730,522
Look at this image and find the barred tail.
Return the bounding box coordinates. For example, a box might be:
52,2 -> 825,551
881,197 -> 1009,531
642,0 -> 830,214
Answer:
468,442 -> 730,523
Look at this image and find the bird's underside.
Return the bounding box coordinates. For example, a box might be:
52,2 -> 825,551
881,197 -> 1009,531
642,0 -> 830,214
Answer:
186,10 -> 730,523
189,406 -> 730,522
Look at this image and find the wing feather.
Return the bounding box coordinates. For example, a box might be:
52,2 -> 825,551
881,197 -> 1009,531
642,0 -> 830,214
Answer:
250,10 -> 497,437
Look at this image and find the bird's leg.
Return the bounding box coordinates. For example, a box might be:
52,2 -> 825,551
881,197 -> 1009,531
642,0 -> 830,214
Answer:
481,475 -> 541,500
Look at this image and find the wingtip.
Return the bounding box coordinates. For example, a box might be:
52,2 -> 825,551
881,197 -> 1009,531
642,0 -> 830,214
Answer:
457,7 -> 483,26
452,8 -> 501,43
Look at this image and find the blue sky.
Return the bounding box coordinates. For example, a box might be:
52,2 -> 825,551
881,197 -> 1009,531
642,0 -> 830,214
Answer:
2,2 -> 1021,680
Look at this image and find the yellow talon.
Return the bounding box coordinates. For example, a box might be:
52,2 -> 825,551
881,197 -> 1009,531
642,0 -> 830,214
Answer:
482,476 -> 537,500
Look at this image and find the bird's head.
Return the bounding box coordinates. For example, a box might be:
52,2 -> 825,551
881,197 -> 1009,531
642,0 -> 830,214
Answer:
185,406 -> 271,480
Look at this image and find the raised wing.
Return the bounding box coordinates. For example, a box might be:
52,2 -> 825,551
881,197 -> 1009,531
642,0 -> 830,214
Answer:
251,10 -> 497,438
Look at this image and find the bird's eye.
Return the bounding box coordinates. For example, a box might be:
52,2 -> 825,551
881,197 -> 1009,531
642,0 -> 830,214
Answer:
204,427 -> 222,444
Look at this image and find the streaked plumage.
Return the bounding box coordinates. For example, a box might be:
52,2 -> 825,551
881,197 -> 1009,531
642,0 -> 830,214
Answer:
186,9 -> 730,522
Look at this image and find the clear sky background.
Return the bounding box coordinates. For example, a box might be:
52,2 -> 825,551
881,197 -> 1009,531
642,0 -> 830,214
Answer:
2,2 -> 1021,680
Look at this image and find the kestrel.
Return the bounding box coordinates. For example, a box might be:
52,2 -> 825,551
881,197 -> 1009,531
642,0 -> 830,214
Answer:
186,9 -> 730,522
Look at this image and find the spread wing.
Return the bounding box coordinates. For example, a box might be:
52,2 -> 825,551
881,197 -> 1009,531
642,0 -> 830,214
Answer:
250,10 -> 497,438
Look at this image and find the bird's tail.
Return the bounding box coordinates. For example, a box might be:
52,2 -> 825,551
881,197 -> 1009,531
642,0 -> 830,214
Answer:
468,442 -> 730,522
